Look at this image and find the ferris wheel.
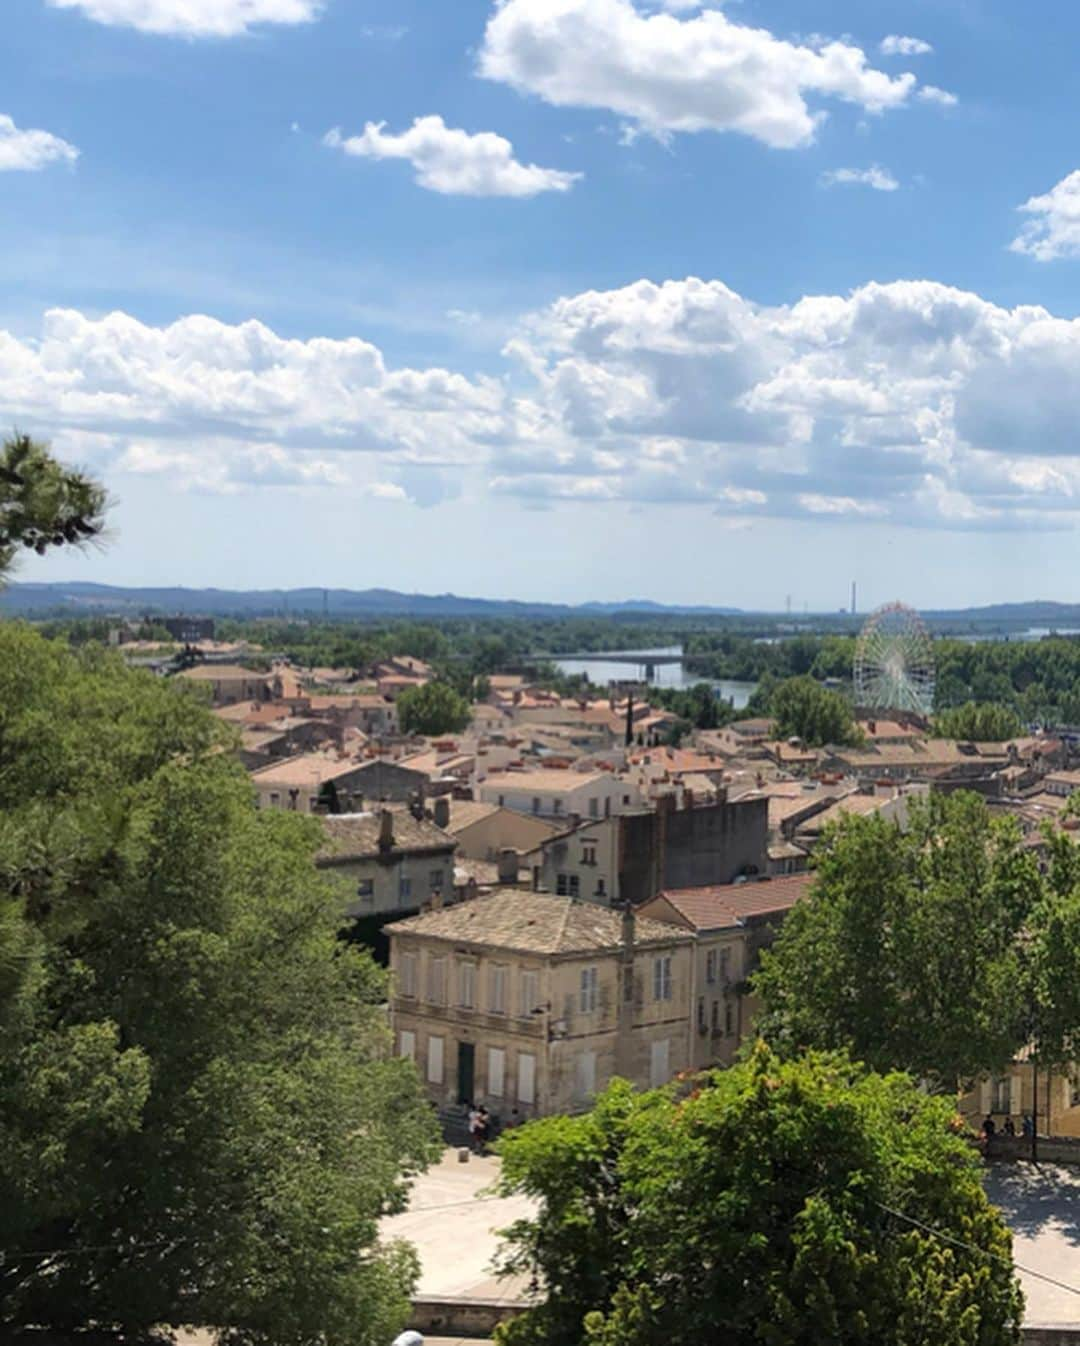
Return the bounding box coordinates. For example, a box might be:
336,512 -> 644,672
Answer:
853,601 -> 936,717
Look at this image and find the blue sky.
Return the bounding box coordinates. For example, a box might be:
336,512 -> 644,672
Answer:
6,0 -> 1080,610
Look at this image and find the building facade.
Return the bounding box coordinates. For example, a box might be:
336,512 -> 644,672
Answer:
528,795 -> 770,909
478,769 -> 637,822
387,890 -> 694,1121
318,809 -> 458,920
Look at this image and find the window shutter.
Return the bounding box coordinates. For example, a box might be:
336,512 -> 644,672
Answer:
488,1047 -> 506,1098
978,1079 -> 992,1114
1009,1074 -> 1021,1118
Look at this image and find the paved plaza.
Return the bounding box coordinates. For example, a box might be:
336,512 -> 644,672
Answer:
380,1147 -> 533,1302
984,1161 -> 1080,1324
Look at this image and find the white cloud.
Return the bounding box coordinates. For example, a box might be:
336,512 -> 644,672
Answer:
880,35 -> 932,56
917,85 -> 958,106
0,114 -> 79,171
821,165 -> 898,192
479,0 -> 923,149
45,0 -> 321,37
1011,171 -> 1080,261
363,481 -> 409,501
118,440 -> 347,494
13,276 -> 1080,530
324,117 -> 581,197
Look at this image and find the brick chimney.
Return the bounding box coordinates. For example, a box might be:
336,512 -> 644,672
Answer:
497,848 -> 520,885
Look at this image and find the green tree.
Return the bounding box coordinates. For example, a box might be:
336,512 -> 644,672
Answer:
755,792 -> 1039,1090
397,679 -> 471,735
0,432 -> 107,581
769,675 -> 861,747
934,702 -> 1024,742
0,626 -> 440,1342
494,1047 -> 1022,1346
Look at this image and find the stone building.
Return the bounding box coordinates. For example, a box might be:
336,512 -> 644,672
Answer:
638,872 -> 812,1069
527,794 -> 770,908
387,890 -> 693,1120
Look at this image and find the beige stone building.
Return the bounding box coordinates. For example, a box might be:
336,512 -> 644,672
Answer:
438,798 -> 560,862
478,768 -> 638,821
638,873 -> 812,1069
387,890 -> 694,1120
318,809 -> 458,919
960,1053 -> 1080,1139
249,753 -> 377,813
176,663 -> 271,706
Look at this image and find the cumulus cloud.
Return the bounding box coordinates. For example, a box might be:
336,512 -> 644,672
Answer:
118,441 -> 347,494
1011,171 -> 1080,261
479,0 -> 926,148
820,165 -> 898,192
917,85 -> 958,106
0,114 -> 79,171
45,0 -> 321,37
880,35 -> 932,56
324,116 -> 580,196
491,276 -> 1080,531
13,277 -> 1080,531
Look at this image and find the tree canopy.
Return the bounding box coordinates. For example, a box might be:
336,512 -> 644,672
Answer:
755,792 -> 1039,1089
494,1047 -> 1022,1346
0,432 -> 107,582
0,625 -> 439,1343
934,702 -> 1024,742
768,674 -> 862,747
397,679 -> 471,736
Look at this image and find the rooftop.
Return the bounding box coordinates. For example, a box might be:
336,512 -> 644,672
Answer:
318,811 -> 455,862
389,888 -> 690,955
248,752 -> 365,788
178,663 -> 268,681
650,872 -> 815,932
480,768 -> 612,794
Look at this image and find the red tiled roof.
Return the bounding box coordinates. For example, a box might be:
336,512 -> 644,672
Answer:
651,872 -> 814,931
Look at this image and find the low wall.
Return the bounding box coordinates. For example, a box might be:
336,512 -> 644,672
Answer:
986,1134 -> 1080,1165
1024,1327 -> 1080,1345
409,1295 -> 525,1338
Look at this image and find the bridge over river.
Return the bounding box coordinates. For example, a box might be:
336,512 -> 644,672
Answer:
525,648 -> 685,680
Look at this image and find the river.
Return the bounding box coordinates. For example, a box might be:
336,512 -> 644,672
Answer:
553,647 -> 757,709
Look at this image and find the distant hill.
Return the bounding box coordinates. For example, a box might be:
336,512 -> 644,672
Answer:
0,581 -> 744,620
5,583 -> 1080,629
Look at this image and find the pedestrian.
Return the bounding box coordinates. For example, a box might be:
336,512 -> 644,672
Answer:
476,1104 -> 490,1154
1022,1115 -> 1034,1138
982,1115 -> 996,1139
1003,1116 -> 1016,1137
467,1102 -> 482,1152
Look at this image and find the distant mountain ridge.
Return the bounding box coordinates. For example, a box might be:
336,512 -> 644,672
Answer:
0,581 -> 743,619
4,582 -> 1080,626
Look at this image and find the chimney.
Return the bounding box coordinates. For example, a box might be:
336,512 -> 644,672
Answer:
621,901 -> 635,951
430,888 -> 443,912
433,796 -> 451,829
683,787 -> 694,811
409,791 -> 425,822
378,808 -> 393,851
497,848 -> 520,886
